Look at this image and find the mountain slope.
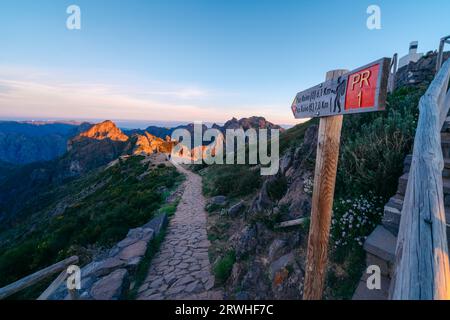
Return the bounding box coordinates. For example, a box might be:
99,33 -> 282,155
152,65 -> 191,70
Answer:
0,121 -> 92,165
200,85 -> 425,300
0,155 -> 182,289
0,121 -> 133,226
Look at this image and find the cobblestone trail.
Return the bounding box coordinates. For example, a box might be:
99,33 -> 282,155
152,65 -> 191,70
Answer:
137,165 -> 222,300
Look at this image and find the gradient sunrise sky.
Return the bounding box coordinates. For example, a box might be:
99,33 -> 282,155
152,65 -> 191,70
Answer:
0,0 -> 449,127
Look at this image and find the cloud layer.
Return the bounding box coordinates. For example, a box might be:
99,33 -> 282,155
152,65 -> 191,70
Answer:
0,66 -> 297,125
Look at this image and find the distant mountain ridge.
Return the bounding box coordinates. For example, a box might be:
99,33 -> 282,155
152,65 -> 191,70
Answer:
0,121 -> 92,165
125,116 -> 284,140
218,116 -> 285,133
0,117 -> 283,166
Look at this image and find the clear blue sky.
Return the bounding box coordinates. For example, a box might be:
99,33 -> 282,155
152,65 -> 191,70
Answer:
0,0 -> 449,126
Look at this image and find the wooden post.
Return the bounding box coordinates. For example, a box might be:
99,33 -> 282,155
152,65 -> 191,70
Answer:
303,69 -> 347,300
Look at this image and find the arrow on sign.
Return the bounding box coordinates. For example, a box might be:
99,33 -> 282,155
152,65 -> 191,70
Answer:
292,58 -> 390,119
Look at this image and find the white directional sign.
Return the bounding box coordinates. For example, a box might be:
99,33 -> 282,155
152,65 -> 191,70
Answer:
291,58 -> 390,119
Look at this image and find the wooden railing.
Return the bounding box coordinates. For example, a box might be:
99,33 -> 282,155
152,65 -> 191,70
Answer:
436,35 -> 450,72
0,256 -> 78,300
390,59 -> 450,300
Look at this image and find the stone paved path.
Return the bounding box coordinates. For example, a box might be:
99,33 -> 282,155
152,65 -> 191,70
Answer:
137,164 -> 223,300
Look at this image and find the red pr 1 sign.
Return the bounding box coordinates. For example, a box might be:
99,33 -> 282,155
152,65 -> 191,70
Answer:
291,58 -> 390,119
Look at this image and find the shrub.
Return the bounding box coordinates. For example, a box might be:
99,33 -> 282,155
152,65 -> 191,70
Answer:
0,157 -> 181,289
159,202 -> 179,217
205,165 -> 262,197
267,176 -> 288,201
336,86 -> 424,199
214,250 -> 236,284
331,193 -> 384,254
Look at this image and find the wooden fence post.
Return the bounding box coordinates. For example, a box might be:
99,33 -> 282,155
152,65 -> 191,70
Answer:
0,256 -> 78,300
303,69 -> 348,300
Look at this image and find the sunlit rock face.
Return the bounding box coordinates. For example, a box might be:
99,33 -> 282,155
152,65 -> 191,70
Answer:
74,120 -> 129,143
132,132 -> 176,156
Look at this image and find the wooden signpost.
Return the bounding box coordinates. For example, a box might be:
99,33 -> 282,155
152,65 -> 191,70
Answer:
292,58 -> 391,300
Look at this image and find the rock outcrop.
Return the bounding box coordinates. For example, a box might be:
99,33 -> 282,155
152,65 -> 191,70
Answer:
395,50 -> 450,88
132,132 -> 175,156
49,214 -> 168,300
215,116 -> 285,133
251,124 -> 318,220
73,120 -> 128,143
65,120 -> 131,175
209,124 -> 318,299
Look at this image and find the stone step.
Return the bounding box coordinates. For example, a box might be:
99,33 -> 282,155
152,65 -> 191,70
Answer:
442,134 -> 450,159
397,172 -> 450,196
355,225 -> 397,300
403,155 -> 412,173
442,117 -> 450,132
382,194 -> 403,235
364,225 -> 397,264
397,173 -> 409,196
381,194 -> 450,245
404,154 -> 450,175
352,273 -> 390,300
355,119 -> 450,301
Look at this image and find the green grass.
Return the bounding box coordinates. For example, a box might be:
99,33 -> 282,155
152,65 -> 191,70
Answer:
266,176 -> 288,201
0,157 -> 181,290
213,250 -> 236,284
327,246 -> 366,300
202,164 -> 262,198
279,118 -> 319,154
159,201 -> 179,218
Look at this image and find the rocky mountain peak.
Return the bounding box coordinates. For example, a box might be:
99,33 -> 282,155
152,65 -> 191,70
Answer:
221,116 -> 285,132
132,132 -> 176,156
78,120 -> 129,142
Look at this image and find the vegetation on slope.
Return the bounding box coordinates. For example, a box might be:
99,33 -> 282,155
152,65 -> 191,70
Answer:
201,84 -> 426,299
0,156 -> 182,288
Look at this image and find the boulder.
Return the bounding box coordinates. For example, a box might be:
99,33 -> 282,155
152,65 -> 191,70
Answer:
279,182 -> 312,220
50,215 -> 163,300
90,269 -> 129,300
272,267 -> 304,300
269,252 -> 295,280
83,257 -> 127,278
118,240 -> 148,261
250,179 -> 273,213
240,262 -> 271,300
228,200 -> 245,217
303,125 -> 318,147
230,262 -> 246,287
268,239 -> 287,262
126,227 -> 154,242
279,151 -> 293,175
143,214 -> 168,236
235,226 -> 258,260
210,195 -> 227,206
